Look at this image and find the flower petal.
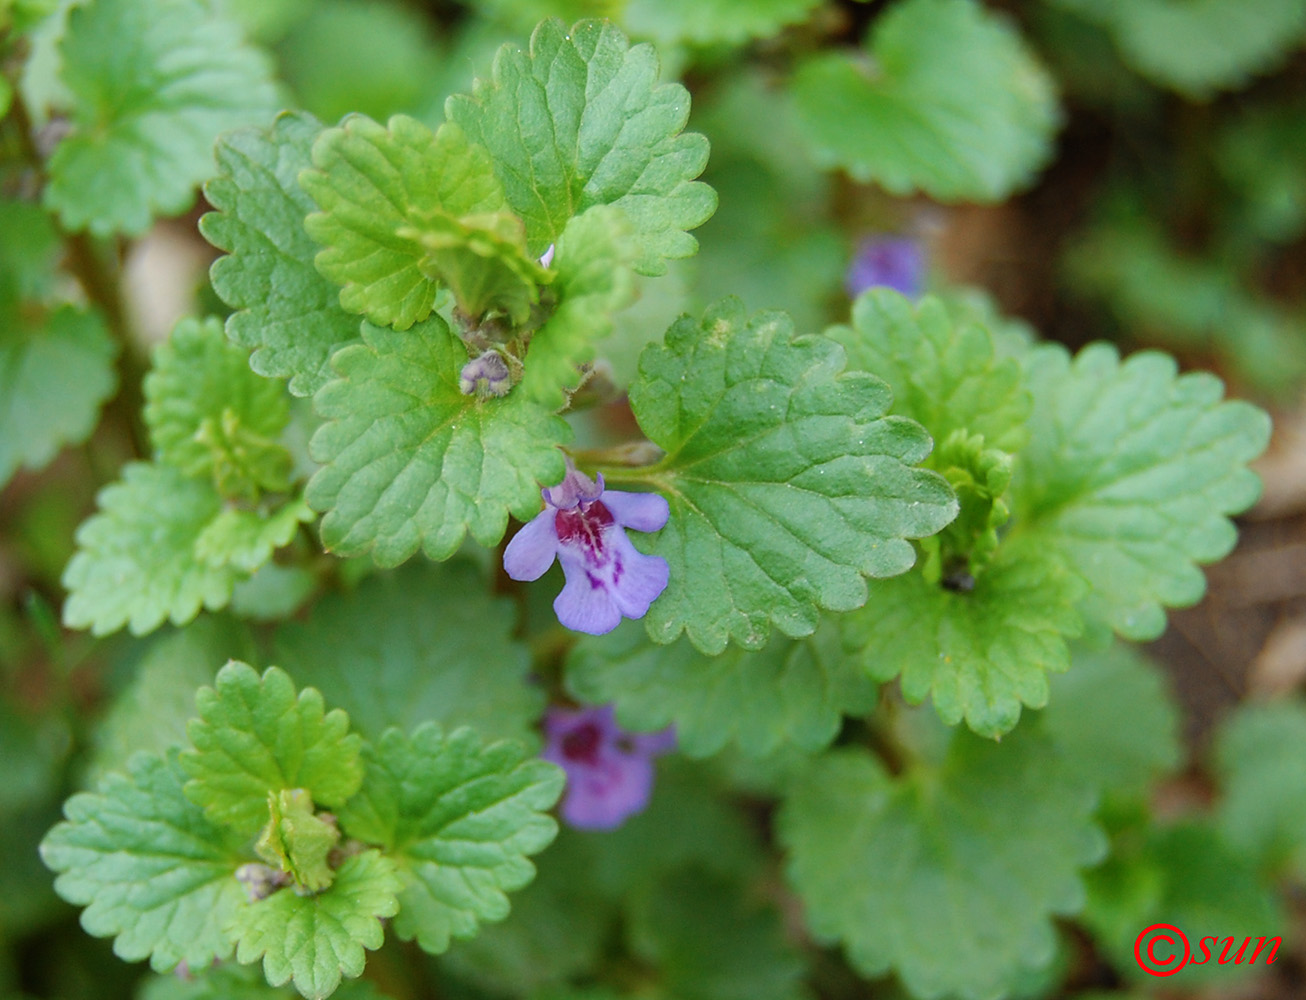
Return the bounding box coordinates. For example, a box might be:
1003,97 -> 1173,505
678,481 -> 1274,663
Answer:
543,703 -> 618,745
632,726 -> 677,756
601,489 -> 670,532
559,750 -> 654,831
503,510 -> 559,581
553,549 -> 624,635
606,529 -> 669,620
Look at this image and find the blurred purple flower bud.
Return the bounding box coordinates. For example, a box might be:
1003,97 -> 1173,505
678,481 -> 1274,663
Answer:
542,703 -> 675,831
459,351 -> 511,397
540,243 -> 556,269
504,466 -> 669,635
846,236 -> 926,299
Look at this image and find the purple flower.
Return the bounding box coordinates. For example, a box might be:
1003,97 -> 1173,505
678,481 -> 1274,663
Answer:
503,466 -> 669,635
459,350 -> 512,397
542,704 -> 675,830
846,236 -> 926,299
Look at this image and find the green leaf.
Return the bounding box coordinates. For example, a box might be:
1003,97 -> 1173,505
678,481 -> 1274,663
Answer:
231,564 -> 318,622
1050,0 -> 1306,96
446,18 -> 717,274
1012,342 -> 1271,640
778,730 -> 1105,1000
39,752 -> 248,972
918,431 -> 1014,581
180,662 -> 364,834
336,723 -> 563,955
201,112 -> 364,398
194,500 -> 314,574
625,867 -> 809,1000
91,616 -> 256,781
0,305 -> 118,489
842,538 -> 1085,737
828,290 -> 1032,453
791,0 -> 1060,201
1039,643 -> 1181,801
274,562 -> 543,746
566,618 -> 876,758
1082,821 -> 1283,988
234,850 -> 401,1000
306,314 -> 569,565
1215,698 -> 1306,879
520,204 -> 636,407
626,298 -> 957,653
622,0 -> 822,45
254,789 -> 340,893
62,463 -> 238,636
300,114 -> 519,330
45,0 -> 278,236
0,198 -> 60,304
144,317 -> 294,500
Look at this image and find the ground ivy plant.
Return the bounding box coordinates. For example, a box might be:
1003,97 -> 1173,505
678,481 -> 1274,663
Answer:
0,2 -> 1288,999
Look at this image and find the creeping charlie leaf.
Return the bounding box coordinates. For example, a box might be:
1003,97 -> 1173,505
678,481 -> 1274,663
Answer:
566,618 -> 877,759
301,114 -> 533,331
274,562 -> 544,746
622,0 -> 822,46
46,0 -> 278,236
180,662 -> 363,834
202,112 -> 363,397
144,317 -> 294,500
62,463 -> 237,636
233,850 -> 401,1000
791,0 -> 1060,201
40,751 -> 248,973
446,18 -> 717,274
625,298 -> 957,653
842,537 -> 1086,738
779,731 -> 1105,1000
307,314 -> 569,566
337,724 -> 563,955
0,305 -> 117,489
1012,342 -> 1271,640
828,289 -> 1032,454
254,788 -> 340,893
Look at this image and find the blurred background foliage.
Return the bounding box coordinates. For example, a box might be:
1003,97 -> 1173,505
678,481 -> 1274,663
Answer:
5,1 -> 1306,999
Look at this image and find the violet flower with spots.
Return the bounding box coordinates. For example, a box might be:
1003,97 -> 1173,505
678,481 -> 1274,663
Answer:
503,466 -> 669,635
846,235 -> 926,299
542,703 -> 675,831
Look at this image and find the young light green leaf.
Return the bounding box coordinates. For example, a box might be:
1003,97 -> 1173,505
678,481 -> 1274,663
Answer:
39,751 -> 248,972
1012,342 -> 1271,640
194,500 -> 314,574
843,538 -> 1085,738
180,662 -> 363,833
918,430 -> 1014,581
46,0 -> 278,236
791,0 -> 1060,201
1050,0 -> 1306,97
779,731 -> 1105,1000
201,112 -> 363,398
144,317 -> 293,500
446,18 -> 717,274
233,850 -> 401,1000
566,619 -> 876,758
306,314 -> 569,565
520,204 -> 636,407
828,289 -> 1032,453
254,789 -> 340,893
622,0 -> 822,45
62,462 -> 238,636
0,306 -> 117,489
626,298 -> 957,653
1039,643 -> 1181,800
300,114 -> 518,330
274,562 -> 543,746
336,723 -> 563,955
1215,699 -> 1306,879
91,616 -> 256,781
